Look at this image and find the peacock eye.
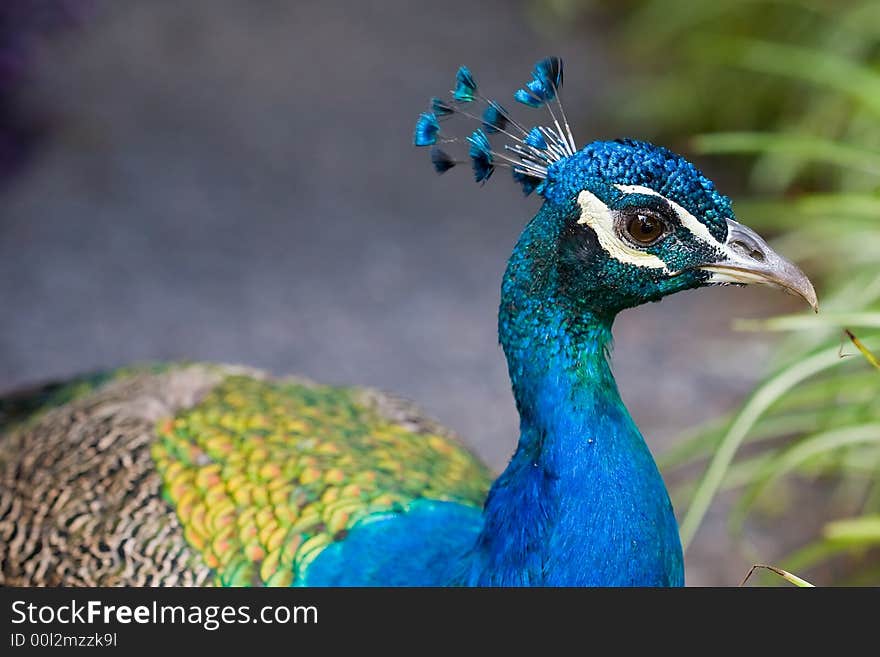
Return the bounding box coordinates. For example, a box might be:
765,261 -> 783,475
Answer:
625,213 -> 665,245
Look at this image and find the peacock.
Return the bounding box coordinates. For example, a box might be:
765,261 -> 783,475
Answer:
0,57 -> 816,587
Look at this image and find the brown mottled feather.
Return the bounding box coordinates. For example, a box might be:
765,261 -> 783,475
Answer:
0,366 -> 226,585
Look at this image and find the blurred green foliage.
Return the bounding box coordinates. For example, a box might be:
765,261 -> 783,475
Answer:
539,0 -> 880,584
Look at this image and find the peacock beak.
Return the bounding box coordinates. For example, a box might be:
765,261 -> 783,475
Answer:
698,218 -> 818,312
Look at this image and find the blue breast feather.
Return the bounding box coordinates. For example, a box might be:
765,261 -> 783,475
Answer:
301,500 -> 483,586
301,386 -> 683,588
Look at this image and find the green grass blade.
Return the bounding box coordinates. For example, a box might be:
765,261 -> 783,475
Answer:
730,423 -> 880,531
659,402 -> 880,471
727,38 -> 880,118
796,193 -> 880,218
693,132 -> 880,174
823,516 -> 880,544
846,330 -> 880,371
740,563 -> 815,587
679,345 -> 853,549
777,518 -> 880,578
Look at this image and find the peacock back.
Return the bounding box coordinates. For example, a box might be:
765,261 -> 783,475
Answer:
0,364 -> 492,586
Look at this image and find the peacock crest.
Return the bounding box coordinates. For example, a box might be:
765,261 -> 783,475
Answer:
413,57 -> 577,196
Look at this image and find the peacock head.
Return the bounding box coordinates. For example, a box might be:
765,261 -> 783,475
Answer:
413,57 -> 817,318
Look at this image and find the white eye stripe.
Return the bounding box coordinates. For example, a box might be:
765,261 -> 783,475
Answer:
575,190 -> 672,273
613,184 -> 725,249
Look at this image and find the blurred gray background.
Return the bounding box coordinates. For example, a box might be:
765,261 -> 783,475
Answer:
0,0 -> 801,584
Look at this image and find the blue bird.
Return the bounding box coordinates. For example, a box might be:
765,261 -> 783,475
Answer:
0,58 -> 816,587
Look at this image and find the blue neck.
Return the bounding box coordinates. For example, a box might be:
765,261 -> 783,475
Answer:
458,210 -> 684,586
